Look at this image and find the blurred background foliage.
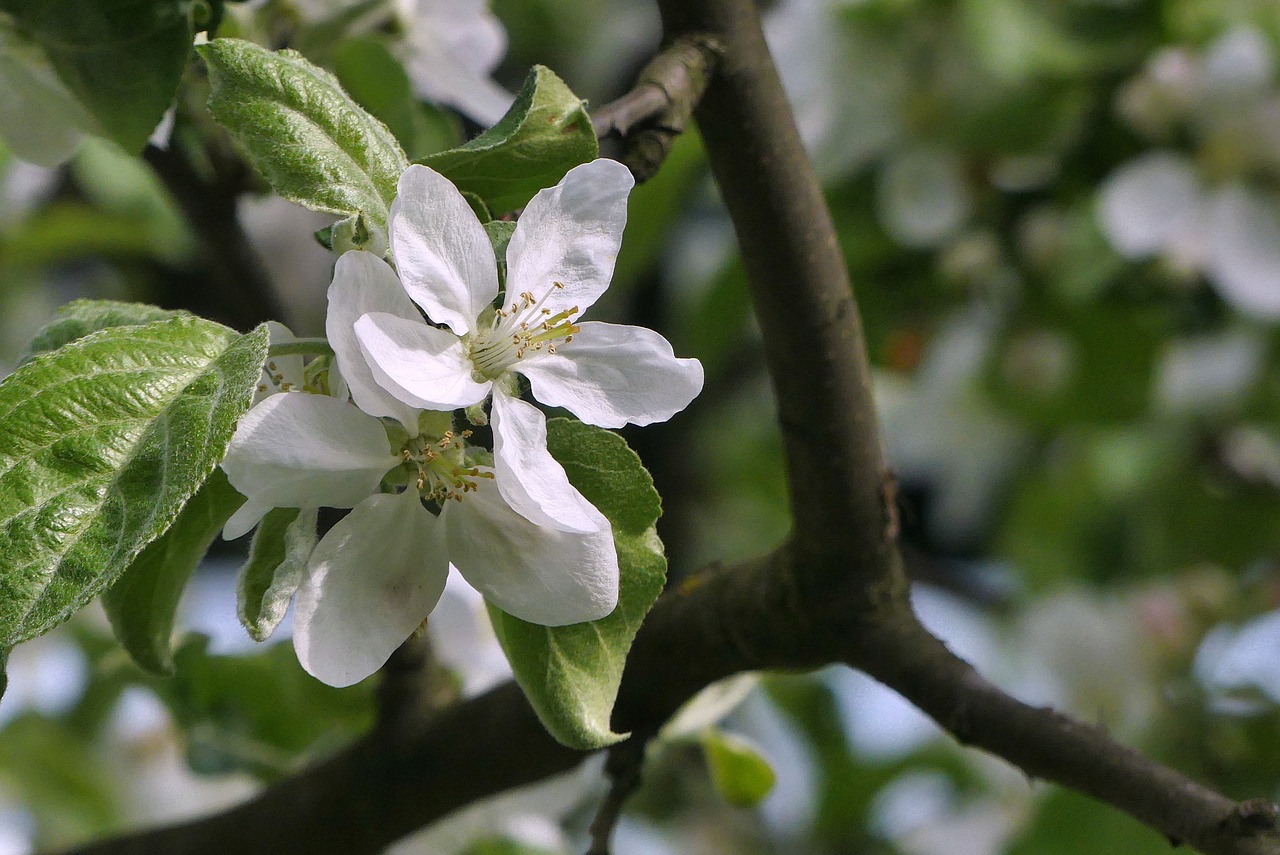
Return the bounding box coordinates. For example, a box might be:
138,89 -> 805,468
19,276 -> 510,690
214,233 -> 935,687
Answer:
3,0 -> 1280,853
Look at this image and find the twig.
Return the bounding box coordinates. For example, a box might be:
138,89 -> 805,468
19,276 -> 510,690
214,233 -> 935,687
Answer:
143,143 -> 286,330
591,33 -> 722,182
585,737 -> 649,855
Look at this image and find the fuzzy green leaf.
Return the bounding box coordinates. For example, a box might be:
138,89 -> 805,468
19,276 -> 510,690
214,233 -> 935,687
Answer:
102,469 -> 244,675
237,506 -> 317,642
20,300 -> 186,365
420,66 -> 597,214
0,318 -> 269,647
487,419 -> 665,749
198,38 -> 407,238
701,729 -> 776,808
0,0 -> 194,153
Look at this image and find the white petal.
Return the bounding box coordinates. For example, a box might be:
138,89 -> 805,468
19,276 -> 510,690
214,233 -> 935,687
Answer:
1097,152 -> 1202,259
519,322 -> 704,428
443,478 -> 618,626
354,312 -> 491,409
221,500 -> 271,541
505,159 -> 634,317
490,392 -> 607,534
220,393 -> 398,509
327,251 -> 424,430
294,490 -> 448,687
390,165 -> 499,336
1206,185 -> 1280,320
401,29 -> 514,127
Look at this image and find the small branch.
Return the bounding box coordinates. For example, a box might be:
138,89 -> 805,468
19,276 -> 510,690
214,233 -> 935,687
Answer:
144,143 -> 286,330
591,33 -> 722,182
375,630 -> 457,740
853,613 -> 1280,855
585,737 -> 649,855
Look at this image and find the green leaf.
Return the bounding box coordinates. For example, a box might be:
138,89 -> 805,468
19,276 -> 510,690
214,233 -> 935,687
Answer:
420,65 -> 598,214
20,300 -> 186,365
238,507 -> 317,642
487,419 -> 665,749
158,635 -> 375,781
701,728 -> 776,808
483,220 -> 517,261
0,0 -> 194,153
0,318 -> 269,647
332,36 -> 460,162
198,38 -> 408,239
101,469 -> 243,675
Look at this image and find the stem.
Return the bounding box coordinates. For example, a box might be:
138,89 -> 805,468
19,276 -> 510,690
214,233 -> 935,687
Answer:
267,338 -> 335,358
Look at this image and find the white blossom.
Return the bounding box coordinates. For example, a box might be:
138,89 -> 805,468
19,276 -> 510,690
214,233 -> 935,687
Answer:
347,159 -> 703,533
219,389 -> 619,687
393,0 -> 514,126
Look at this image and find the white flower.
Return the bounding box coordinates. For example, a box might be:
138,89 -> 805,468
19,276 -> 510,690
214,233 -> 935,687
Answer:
346,158 -> 703,531
220,390 -> 619,687
393,0 -> 515,127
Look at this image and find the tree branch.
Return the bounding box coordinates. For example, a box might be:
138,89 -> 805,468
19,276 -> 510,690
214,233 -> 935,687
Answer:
591,33 -> 721,182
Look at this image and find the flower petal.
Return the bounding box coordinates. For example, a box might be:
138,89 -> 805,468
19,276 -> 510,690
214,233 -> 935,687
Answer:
294,490 -> 448,687
519,322 -> 704,428
327,251 -> 424,430
355,312 -> 491,409
1098,152 -> 1202,259
505,159 -> 634,317
220,393 -> 398,510
443,477 -> 618,626
222,500 -> 270,541
390,164 -> 499,335
490,391 -> 607,534
401,27 -> 514,127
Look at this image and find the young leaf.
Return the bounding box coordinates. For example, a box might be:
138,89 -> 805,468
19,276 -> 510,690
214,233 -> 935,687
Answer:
0,0 -> 193,153
0,318 -> 269,647
101,469 -> 244,675
419,66 -> 598,214
20,300 -> 186,365
198,38 -> 408,238
487,419 -> 665,750
238,506 -> 318,642
700,728 -> 776,808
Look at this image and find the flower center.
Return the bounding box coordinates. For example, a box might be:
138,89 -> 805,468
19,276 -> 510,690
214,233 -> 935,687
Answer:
400,430 -> 494,502
256,359 -> 296,395
468,283 -> 580,380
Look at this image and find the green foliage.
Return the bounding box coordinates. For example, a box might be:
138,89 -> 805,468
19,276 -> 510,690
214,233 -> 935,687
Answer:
158,635 -> 375,780
700,728 -> 777,808
198,38 -> 408,242
0,318 -> 268,647
0,713 -> 119,846
488,418 -> 665,750
0,0 -> 194,153
237,507 -> 317,642
420,65 -> 597,214
19,300 -> 185,365
332,36 -> 461,161
101,470 -> 244,675
1006,788 -> 1169,854
484,220 -> 517,261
